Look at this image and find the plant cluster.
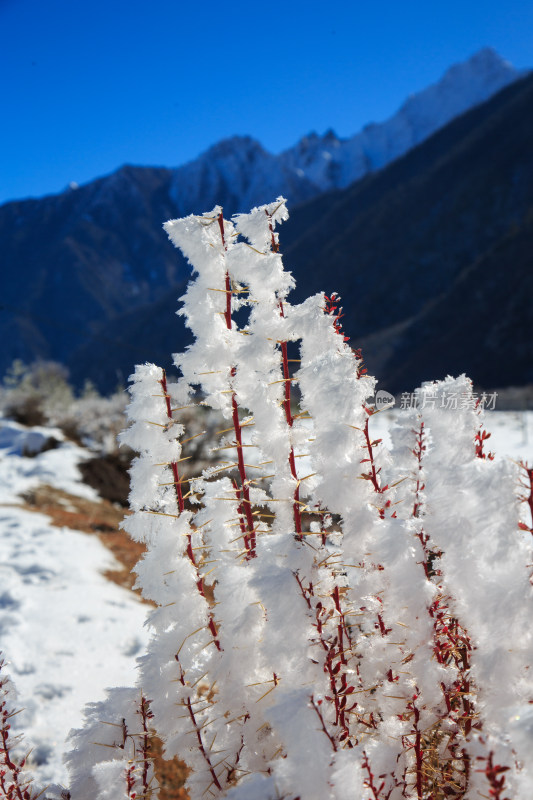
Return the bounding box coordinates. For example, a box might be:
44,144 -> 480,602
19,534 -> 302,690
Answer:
2,199 -> 533,800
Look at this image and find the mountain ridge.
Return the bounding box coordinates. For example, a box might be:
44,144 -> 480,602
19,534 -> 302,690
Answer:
277,47 -> 524,194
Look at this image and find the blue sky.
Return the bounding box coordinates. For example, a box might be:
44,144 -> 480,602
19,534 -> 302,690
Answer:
1,0 -> 532,205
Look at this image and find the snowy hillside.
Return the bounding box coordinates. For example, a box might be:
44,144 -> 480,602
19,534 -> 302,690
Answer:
168,136 -> 317,217
0,420 -> 149,789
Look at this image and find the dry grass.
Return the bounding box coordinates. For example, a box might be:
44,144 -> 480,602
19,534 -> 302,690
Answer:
20,484 -> 143,594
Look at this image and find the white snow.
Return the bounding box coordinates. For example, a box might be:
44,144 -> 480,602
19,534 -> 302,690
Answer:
480,409 -> 533,462
0,421 -> 98,503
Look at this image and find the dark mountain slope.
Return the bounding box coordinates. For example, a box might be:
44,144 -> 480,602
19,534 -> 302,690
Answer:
68,287 -> 193,389
0,138 -> 316,379
277,73 -> 533,390
0,165 -> 185,370
357,210 -> 533,391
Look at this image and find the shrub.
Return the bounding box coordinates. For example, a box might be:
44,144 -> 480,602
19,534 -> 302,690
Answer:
5,199 -> 533,799
0,360 -> 74,428
0,361 -> 125,454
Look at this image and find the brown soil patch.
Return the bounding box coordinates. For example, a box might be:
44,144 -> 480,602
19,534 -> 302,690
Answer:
150,737 -> 190,800
19,485 -> 143,594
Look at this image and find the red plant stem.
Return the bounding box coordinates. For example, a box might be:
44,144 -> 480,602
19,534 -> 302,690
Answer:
0,660 -> 31,800
275,225 -> 359,746
525,464 -> 533,524
160,370 -> 221,650
411,697 -> 424,800
409,423 -> 474,795
125,764 -> 136,799
519,462 -> 533,534
139,694 -> 152,798
331,585 -> 356,742
474,399 -> 494,460
430,596 -> 474,747
411,422 -> 432,577
310,697 -> 337,752
478,752 -> 510,800
293,574 -> 339,715
323,294 -> 350,344
265,212 -> 304,539
360,419 -> 398,656
0,727 -> 28,800
0,727 -> 19,780
293,573 -> 354,744
279,340 -> 293,429
412,422 -> 425,519
265,210 -> 280,253
362,750 -> 391,800
160,371 -> 185,515
223,716 -> 249,785
218,213 -> 232,330
362,415 -> 386,517
376,610 -> 391,637
224,271 -> 232,331
231,389 -> 257,554
217,211 -> 257,558
231,477 -> 249,552
278,301 -> 303,539
174,656 -> 222,792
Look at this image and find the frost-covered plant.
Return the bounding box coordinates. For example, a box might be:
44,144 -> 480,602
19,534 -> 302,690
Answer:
0,360 -> 224,463
62,198 -> 533,800
54,391 -> 128,453
0,656 -> 39,800
66,688 -> 155,800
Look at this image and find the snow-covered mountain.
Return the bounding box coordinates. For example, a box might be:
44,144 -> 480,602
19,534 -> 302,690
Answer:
167,136 -> 317,217
169,48 -> 523,211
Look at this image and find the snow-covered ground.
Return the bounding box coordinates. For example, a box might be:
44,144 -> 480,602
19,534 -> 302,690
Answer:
0,420 -> 149,789
370,408 -> 533,463
476,409 -> 533,462
0,410 -> 531,790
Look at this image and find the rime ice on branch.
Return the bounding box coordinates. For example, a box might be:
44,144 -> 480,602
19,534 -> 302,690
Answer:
67,687 -> 156,800
0,657 -> 39,800
66,200 -> 533,800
